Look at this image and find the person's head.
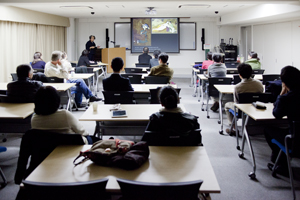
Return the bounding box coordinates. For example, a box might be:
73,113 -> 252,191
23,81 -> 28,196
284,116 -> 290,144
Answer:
33,52 -> 42,60
237,63 -> 253,79
61,51 -> 68,60
34,86 -> 60,115
82,49 -> 89,57
249,51 -> 260,61
153,50 -> 161,59
51,51 -> 62,64
16,64 -> 33,79
159,86 -> 179,109
207,51 -> 213,61
111,57 -> 124,72
158,53 -> 169,64
212,53 -> 222,63
280,66 -> 300,90
89,35 -> 95,42
143,47 -> 149,54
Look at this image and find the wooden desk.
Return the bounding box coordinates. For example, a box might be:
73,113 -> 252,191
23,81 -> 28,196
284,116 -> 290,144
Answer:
26,145 -> 221,194
79,104 -> 186,138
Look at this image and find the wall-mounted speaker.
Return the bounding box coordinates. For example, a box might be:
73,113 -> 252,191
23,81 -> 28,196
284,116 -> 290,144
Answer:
106,28 -> 109,48
201,28 -> 205,51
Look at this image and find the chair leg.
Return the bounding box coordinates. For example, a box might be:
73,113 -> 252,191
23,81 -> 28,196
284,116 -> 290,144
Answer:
272,150 -> 283,177
285,144 -> 296,200
206,96 -> 210,119
0,167 -> 7,188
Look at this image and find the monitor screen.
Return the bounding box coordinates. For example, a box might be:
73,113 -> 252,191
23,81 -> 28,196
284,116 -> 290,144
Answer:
131,17 -> 180,53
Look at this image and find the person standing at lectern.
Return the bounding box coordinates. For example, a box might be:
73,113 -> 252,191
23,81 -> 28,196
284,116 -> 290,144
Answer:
85,35 -> 100,61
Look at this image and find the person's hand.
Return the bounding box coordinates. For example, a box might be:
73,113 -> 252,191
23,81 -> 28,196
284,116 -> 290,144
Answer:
280,82 -> 289,95
97,46 -> 100,48
57,60 -> 62,66
90,46 -> 95,49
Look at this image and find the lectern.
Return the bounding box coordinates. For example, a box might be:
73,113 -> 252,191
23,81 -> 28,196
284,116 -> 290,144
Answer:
102,47 -> 126,73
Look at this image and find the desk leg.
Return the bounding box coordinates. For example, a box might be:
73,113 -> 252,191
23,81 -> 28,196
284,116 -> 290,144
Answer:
192,71 -> 197,97
95,70 -> 99,95
198,77 -> 201,102
66,89 -> 72,112
93,121 -> 103,139
218,92 -> 223,134
201,79 -> 205,111
190,70 -> 194,87
238,115 -> 257,179
234,106 -> 240,150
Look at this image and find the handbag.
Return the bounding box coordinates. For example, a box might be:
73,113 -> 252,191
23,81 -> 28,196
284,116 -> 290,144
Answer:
73,139 -> 150,170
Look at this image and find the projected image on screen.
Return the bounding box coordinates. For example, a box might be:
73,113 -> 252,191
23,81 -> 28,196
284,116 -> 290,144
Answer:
152,18 -> 178,34
131,18 -> 179,53
132,18 -> 152,46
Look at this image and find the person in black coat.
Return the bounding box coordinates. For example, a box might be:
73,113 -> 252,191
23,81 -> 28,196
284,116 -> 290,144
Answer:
102,57 -> 134,91
264,66 -> 300,176
138,47 -> 152,64
77,49 -> 95,67
7,64 -> 43,103
85,35 -> 100,61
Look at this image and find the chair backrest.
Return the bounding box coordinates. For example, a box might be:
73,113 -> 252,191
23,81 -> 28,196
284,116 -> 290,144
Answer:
194,62 -> 203,64
252,69 -> 265,74
198,69 -> 207,74
11,73 -> 18,81
225,62 -> 239,68
135,63 -> 150,68
23,178 -> 109,200
144,76 -> 169,84
149,88 -> 181,104
75,66 -> 88,73
86,67 -> 94,73
125,68 -> 145,73
45,77 -> 64,83
71,62 -> 77,68
142,129 -> 202,146
102,91 -> 134,104
227,69 -> 238,74
262,74 -> 281,85
233,74 -> 241,85
117,178 -> 203,200
0,94 -> 9,103
238,93 -> 272,104
121,74 -> 142,84
207,77 -> 232,97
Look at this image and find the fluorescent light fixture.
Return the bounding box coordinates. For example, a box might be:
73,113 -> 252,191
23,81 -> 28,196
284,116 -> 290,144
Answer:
178,4 -> 210,8
59,6 -> 93,10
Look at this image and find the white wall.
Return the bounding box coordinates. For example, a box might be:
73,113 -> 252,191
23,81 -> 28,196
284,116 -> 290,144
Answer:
73,17 -> 239,76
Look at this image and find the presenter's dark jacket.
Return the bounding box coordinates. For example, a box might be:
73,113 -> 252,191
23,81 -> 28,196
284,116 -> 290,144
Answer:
102,73 -> 134,91
138,53 -> 152,64
273,88 -> 300,134
77,55 -> 94,67
7,78 -> 43,103
86,41 -> 97,55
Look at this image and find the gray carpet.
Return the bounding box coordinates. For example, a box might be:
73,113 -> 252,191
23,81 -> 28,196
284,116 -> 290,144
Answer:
0,77 -> 299,200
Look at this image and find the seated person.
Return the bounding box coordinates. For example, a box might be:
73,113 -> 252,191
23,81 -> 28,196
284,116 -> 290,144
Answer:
78,49 -> 95,67
245,51 -> 261,70
149,52 -> 174,83
149,49 -> 161,69
264,66 -> 300,176
7,64 -> 43,102
224,63 -> 264,134
31,52 -> 46,69
31,86 -> 100,145
60,51 -> 73,72
103,57 -> 134,91
138,47 -> 152,64
205,53 -> 227,111
145,86 -> 200,133
44,51 -> 101,107
201,51 -> 213,69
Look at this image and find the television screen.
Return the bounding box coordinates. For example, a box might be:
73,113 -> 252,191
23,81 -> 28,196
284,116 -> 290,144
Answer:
131,17 -> 180,53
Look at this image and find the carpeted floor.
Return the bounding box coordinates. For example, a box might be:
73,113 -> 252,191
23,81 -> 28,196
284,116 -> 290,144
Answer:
0,77 -> 299,200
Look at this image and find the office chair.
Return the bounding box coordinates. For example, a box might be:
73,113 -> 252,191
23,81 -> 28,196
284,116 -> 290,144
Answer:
144,76 -> 169,84
71,62 -> 77,68
121,74 -> 142,84
125,68 -> 146,73
33,69 -> 44,73
117,178 -> 203,200
252,69 -> 265,74
23,178 -> 109,200
142,129 -> 202,146
270,121 -> 300,200
135,63 -> 150,68
202,77 -> 232,119
102,91 -> 135,104
227,69 -> 238,74
0,146 -> 7,188
225,62 -> 239,68
45,77 -> 64,83
262,74 -> 281,85
149,88 -> 181,104
233,74 -> 241,84
11,73 -> 18,81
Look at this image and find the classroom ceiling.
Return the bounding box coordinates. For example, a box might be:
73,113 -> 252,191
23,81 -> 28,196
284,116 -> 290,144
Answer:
3,0 -> 300,18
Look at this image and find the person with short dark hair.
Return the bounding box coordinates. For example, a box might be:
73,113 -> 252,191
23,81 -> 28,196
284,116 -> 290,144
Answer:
264,66 -> 300,176
149,50 -> 161,69
31,86 -> 99,144
201,51 -> 213,69
245,51 -> 261,70
138,47 -> 152,64
7,64 -> 43,102
85,35 -> 100,61
102,57 -> 134,91
145,86 -> 200,133
77,49 -> 95,67
224,63 -> 264,134
31,52 -> 46,69
149,52 -> 174,83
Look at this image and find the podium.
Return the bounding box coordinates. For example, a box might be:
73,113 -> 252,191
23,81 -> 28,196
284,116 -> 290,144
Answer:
102,47 -> 126,73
